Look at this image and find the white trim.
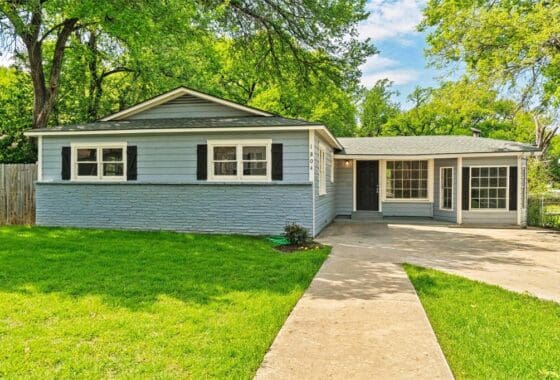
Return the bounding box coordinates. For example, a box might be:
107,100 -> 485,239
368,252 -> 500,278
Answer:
71,143 -> 127,182
24,125 -> 343,150
457,157 -> 463,224
352,160 -> 357,212
330,151 -> 334,183
382,159 -> 433,203
467,165 -> 509,212
439,166 -> 454,211
207,139 -> 272,182
335,152 -> 537,159
308,130 -> 315,182
318,143 -> 327,195
379,159 -> 385,212
517,155 -> 522,226
100,87 -> 272,121
37,136 -> 43,181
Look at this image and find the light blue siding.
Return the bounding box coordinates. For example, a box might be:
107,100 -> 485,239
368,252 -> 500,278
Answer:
126,94 -> 252,119
36,183 -> 312,235
462,155 -> 519,225
41,131 -> 309,183
334,161 -> 353,216
313,133 -> 336,235
382,202 -> 433,217
433,158 -> 457,223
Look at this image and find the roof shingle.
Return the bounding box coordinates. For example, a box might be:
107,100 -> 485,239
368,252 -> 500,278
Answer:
31,116 -> 319,133
337,136 -> 539,155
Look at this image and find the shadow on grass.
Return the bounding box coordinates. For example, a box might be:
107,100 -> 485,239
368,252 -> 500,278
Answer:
0,226 -> 329,310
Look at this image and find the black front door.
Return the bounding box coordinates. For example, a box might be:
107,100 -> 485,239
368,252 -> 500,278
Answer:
356,161 -> 379,211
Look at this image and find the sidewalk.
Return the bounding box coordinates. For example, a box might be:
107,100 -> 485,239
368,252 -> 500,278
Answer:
255,245 -> 453,379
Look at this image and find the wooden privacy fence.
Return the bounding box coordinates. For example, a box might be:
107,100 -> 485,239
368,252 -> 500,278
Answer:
0,164 -> 37,225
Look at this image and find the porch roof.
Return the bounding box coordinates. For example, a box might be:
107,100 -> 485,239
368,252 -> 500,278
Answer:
336,136 -> 539,156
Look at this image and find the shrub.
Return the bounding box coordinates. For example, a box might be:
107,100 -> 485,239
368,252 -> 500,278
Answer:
284,223 -> 310,246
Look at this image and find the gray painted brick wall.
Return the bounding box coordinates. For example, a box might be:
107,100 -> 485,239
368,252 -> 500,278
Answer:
36,183 -> 313,235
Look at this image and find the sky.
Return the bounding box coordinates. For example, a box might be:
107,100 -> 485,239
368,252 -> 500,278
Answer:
358,0 -> 440,105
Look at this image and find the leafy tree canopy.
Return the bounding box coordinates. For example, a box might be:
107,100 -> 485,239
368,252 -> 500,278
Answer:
420,0 -> 560,151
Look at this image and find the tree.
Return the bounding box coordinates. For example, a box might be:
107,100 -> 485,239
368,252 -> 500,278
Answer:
358,79 -> 400,136
0,0 -> 372,129
0,67 -> 35,163
421,0 -> 560,151
384,80 -> 535,141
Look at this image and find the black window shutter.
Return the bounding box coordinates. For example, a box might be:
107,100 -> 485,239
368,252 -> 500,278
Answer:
197,144 -> 207,180
61,146 -> 71,180
127,146 -> 138,181
271,143 -> 283,180
509,166 -> 518,211
462,167 -> 470,211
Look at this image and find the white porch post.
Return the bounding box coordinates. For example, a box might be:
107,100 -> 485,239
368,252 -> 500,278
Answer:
352,159 -> 357,212
457,157 -> 463,224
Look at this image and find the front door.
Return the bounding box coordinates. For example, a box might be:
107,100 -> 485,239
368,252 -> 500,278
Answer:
356,161 -> 379,211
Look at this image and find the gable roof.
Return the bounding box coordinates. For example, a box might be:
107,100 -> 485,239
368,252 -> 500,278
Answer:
100,86 -> 273,121
337,136 -> 539,156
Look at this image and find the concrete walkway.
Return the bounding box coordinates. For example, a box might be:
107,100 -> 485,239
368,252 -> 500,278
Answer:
255,241 -> 453,379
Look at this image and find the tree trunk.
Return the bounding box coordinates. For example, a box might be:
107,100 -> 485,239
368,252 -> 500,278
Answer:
22,17 -> 79,129
533,114 -> 559,154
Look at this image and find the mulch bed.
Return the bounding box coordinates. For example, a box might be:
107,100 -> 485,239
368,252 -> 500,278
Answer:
274,242 -> 323,253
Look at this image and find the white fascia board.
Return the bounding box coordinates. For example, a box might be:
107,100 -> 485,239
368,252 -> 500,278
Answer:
334,152 -> 537,160
100,87 -> 272,121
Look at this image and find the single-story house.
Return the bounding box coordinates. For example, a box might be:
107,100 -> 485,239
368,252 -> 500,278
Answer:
25,87 -> 540,236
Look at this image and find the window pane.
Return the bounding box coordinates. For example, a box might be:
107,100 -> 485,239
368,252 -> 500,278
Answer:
103,163 -> 124,177
77,148 -> 96,161
242,146 -> 266,160
470,166 -> 508,209
103,148 -> 123,162
386,161 -> 428,199
214,147 -> 236,161
77,163 -> 97,176
214,162 -> 237,176
243,162 -> 267,176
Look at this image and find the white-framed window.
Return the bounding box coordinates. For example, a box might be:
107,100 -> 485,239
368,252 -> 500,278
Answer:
319,145 -> 327,195
440,167 -> 454,210
208,139 -> 271,181
386,160 -> 428,200
470,166 -> 508,210
72,143 -> 127,181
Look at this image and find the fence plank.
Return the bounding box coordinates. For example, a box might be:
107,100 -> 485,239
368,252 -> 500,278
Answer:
0,164 -> 37,225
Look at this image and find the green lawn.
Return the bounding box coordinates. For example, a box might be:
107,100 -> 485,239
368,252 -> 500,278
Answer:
0,226 -> 329,379
404,264 -> 560,380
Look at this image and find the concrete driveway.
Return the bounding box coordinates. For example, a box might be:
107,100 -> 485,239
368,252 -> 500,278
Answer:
256,222 -> 560,379
320,221 -> 560,303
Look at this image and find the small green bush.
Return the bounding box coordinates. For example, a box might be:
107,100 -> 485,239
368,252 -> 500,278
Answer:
284,223 -> 310,246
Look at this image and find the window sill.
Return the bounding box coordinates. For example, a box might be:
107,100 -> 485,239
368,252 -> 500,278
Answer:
467,208 -> 510,212
383,199 -> 432,203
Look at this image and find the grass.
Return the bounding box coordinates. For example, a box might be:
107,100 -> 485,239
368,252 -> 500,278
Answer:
0,226 -> 329,379
404,264 -> 560,380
